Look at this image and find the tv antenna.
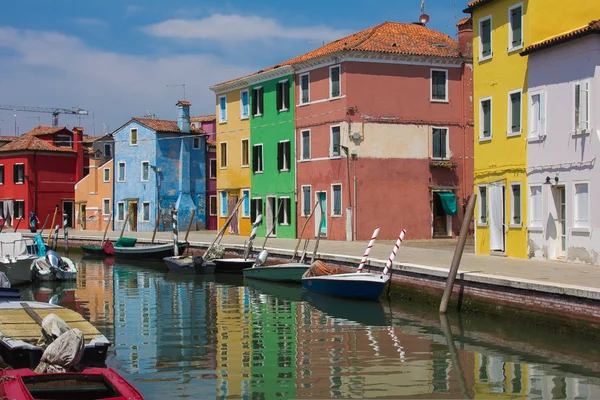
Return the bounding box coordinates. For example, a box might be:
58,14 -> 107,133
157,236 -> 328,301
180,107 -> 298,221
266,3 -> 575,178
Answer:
166,84 -> 186,100
144,110 -> 157,119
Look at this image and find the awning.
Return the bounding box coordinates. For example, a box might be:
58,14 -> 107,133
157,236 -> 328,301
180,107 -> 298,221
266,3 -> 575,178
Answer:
438,192 -> 457,215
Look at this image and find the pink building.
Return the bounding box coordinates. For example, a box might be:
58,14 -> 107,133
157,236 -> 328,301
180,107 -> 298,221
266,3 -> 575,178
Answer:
191,115 -> 217,230
292,20 -> 473,240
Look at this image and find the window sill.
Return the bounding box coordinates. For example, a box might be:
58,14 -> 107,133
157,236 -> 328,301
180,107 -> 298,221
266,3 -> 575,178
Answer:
478,54 -> 493,63
506,131 -> 522,137
279,169 -> 290,172
102,213 -> 110,216
210,177 -> 217,180
572,227 -> 591,235
572,129 -> 591,138
478,136 -> 492,143
129,144 -> 138,146
209,214 -> 217,217
278,108 -> 289,113
218,121 -> 227,124
528,134 -> 546,143
509,223 -> 522,229
430,98 -> 449,103
240,165 -> 249,169
253,114 -> 263,118
141,180 -> 149,183
117,180 -> 125,183
242,215 -> 250,219
298,102 -> 310,107
253,171 -> 264,174
329,155 -> 342,160
331,214 -> 343,218
508,45 -> 523,54
528,226 -> 543,232
477,222 -> 488,227
240,116 -> 249,121
279,223 -> 290,226
329,95 -> 343,101
431,157 -> 451,161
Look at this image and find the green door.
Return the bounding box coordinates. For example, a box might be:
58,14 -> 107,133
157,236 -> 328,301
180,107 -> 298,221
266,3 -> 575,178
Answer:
317,192 -> 327,236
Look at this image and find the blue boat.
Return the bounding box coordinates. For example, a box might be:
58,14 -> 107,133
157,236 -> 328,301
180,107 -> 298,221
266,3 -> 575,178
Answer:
301,272 -> 390,301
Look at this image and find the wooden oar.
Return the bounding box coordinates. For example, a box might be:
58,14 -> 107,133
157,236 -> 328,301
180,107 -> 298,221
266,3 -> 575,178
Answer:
261,201 -> 282,250
310,207 -> 325,264
119,210 -> 130,239
204,195 -> 245,257
38,214 -> 50,237
291,201 -> 318,262
13,216 -> 22,232
47,205 -> 59,244
102,213 -> 112,244
151,212 -> 160,244
184,209 -> 196,255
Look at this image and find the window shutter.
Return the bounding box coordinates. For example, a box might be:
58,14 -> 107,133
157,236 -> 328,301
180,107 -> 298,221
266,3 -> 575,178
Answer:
286,199 -> 291,224
252,146 -> 258,173
276,83 -> 282,111
277,199 -> 284,224
574,84 -> 581,130
581,82 -> 589,130
441,129 -> 447,158
251,199 -> 256,223
252,90 -> 258,116
482,101 -> 491,136
277,142 -> 283,171
481,20 -> 491,56
285,142 -> 290,169
511,93 -> 521,132
432,129 -> 440,157
511,8 -> 522,45
539,93 -> 546,136
284,81 -> 289,109
301,75 -> 309,103
259,88 -> 264,115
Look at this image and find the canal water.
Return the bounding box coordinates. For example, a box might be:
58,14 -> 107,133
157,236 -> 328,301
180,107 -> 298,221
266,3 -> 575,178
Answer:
19,254 -> 600,399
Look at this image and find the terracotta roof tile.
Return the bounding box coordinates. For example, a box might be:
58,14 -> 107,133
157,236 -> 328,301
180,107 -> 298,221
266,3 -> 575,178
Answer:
522,20 -> 600,55
132,118 -> 204,134
0,136 -> 16,142
214,21 -> 460,87
464,0 -> 495,12
190,115 -> 216,123
28,126 -> 68,137
177,100 -> 191,106
457,17 -> 472,27
0,133 -> 75,153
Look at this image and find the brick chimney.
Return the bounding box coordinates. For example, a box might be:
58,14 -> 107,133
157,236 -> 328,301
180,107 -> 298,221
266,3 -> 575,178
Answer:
176,100 -> 191,134
457,17 -> 473,59
72,127 -> 84,183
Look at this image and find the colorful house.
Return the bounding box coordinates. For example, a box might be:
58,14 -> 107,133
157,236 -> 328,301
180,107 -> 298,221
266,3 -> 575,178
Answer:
0,126 -> 86,229
112,101 -> 207,233
522,13 -> 600,263
208,84 -> 252,236
191,115 -> 218,231
465,0 -> 529,258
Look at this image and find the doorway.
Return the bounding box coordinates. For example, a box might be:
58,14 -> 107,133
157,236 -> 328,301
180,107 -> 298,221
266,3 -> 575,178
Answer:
79,203 -> 87,230
315,192 -> 327,238
128,201 -> 138,232
266,196 -> 276,236
62,201 -> 74,228
554,186 -> 566,259
432,192 -> 452,237
228,194 -> 239,234
489,184 -> 505,252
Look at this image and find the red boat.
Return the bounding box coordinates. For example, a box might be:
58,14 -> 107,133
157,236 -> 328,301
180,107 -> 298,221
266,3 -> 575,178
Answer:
0,368 -> 144,400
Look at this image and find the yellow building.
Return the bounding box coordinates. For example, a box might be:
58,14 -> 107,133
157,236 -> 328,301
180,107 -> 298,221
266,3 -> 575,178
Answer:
466,0 -> 529,258
208,83 -> 252,235
528,0 -> 599,44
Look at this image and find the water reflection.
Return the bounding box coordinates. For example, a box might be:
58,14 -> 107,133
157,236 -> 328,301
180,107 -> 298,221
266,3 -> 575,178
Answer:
17,256 -> 600,399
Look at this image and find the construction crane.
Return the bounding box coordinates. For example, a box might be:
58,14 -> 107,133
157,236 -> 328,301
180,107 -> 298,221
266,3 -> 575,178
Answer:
0,105 -> 89,128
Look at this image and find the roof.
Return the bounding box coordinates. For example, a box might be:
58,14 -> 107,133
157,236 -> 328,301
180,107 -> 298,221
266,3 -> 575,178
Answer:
463,0 -> 496,13
0,136 -> 16,142
28,126 -> 68,137
457,17 -> 472,27
521,20 -> 600,55
176,100 -> 191,106
213,21 -> 460,88
190,115 -> 216,123
130,118 -> 204,134
0,133 -> 76,153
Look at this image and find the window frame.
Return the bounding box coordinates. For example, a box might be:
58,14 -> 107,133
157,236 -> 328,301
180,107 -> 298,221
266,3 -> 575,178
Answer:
252,86 -> 264,117
117,201 -> 125,221
251,197 -> 263,225
218,95 -> 227,123
130,128 -> 138,146
14,200 -> 24,220
509,182 -> 522,227
529,90 -> 546,139
330,125 -> 341,158
240,89 -> 249,119
431,126 -> 450,160
252,144 -> 264,174
219,191 -> 228,217
276,79 -> 290,112
192,137 -> 201,149
0,164 -> 4,185
528,185 -> 543,229
277,140 -> 291,172
329,65 -> 341,98
477,185 -> 488,226
331,183 -> 342,217
301,185 -> 312,216
220,142 -> 228,169
507,89 -> 523,137
573,80 -> 591,134
55,133 -> 73,148
242,189 -> 251,218
209,195 -> 218,216
117,161 -> 126,182
573,181 -> 590,230
13,163 -> 24,185
300,73 -> 310,105
277,196 -> 291,225
479,97 -> 493,141
241,138 -> 250,168
508,3 -> 524,52
104,143 -> 112,157
430,69 -> 449,102
103,168 -> 110,183
141,161 -> 150,182
478,15 -> 493,62
102,198 -> 110,215
300,130 -> 311,160
209,158 -> 217,179
141,201 -> 151,222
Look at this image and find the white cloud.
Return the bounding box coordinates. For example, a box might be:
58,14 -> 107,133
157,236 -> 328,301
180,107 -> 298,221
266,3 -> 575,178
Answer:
143,14 -> 349,42
0,27 -> 252,136
74,18 -> 109,28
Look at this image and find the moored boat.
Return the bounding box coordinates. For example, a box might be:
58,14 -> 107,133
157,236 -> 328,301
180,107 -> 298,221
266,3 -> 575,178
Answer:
243,262 -> 309,283
164,255 -> 216,274
0,233 -> 37,286
113,241 -> 187,260
213,258 -> 257,274
0,272 -> 23,302
31,250 -> 77,281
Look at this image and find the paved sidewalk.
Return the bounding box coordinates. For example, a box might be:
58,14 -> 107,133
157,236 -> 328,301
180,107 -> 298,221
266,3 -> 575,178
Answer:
26,229 -> 600,295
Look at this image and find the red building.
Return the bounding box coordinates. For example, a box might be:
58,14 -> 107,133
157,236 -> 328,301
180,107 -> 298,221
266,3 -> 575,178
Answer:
291,20 -> 473,240
0,126 -> 86,230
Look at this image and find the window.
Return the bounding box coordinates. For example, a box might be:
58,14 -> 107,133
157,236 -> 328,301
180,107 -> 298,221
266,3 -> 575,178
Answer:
330,65 -> 341,98
219,95 -> 227,123
479,16 -> 492,60
55,134 -> 73,148
431,69 -> 448,102
240,90 -> 249,119
252,87 -> 264,116
252,144 -> 264,173
117,202 -> 125,221
332,184 -> 342,216
508,90 -> 522,135
102,199 -> 110,215
209,195 -> 217,216
301,130 -> 311,160
104,143 -> 112,157
302,185 -> 312,216
480,98 -> 492,139
529,186 -> 542,227
210,158 -> 217,179
142,202 -> 150,221
193,137 -> 201,149
141,161 -> 149,182
14,200 -> 24,219
277,140 -> 291,171
529,92 -> 546,138
330,126 -> 341,157
117,162 -> 126,182
13,163 -> 24,184
130,128 -> 138,145
241,139 -> 249,167
219,191 -> 228,217
574,183 -> 589,228
432,127 -> 448,159
300,73 -> 310,104
510,183 -> 521,225
103,168 -> 110,183
478,186 -> 487,224
276,80 -> 290,111
277,197 -> 291,225
0,165 -> 3,185
508,4 -> 523,50
574,81 -> 590,132
241,189 -> 250,218
220,142 -> 228,168
251,198 -> 263,224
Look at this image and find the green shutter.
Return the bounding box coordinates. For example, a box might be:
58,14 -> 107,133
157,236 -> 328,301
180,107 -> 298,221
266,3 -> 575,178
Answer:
512,185 -> 521,224
432,128 -> 441,157
481,19 -> 491,56
511,92 -> 521,132
511,8 -> 522,46
482,101 -> 491,137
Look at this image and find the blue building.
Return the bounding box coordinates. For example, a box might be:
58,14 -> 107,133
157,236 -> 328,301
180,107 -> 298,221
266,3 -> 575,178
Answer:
112,101 -> 207,232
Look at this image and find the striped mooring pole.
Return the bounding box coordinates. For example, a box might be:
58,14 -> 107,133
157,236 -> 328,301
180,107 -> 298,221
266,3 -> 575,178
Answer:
171,209 -> 179,257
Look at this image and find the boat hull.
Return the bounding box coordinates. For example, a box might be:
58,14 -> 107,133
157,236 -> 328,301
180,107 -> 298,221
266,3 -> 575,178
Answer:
213,258 -> 256,274
302,273 -> 390,301
243,263 -> 309,283
113,243 -> 187,260
164,256 -> 216,274
81,244 -> 105,255
0,257 -> 35,286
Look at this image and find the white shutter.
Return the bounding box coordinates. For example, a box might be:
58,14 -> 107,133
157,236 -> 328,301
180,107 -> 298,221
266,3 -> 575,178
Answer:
539,92 -> 546,136
580,82 -> 589,131
489,185 -> 504,251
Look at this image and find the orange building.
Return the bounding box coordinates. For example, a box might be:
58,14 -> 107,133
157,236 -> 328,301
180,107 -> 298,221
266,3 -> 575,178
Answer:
75,158 -> 113,231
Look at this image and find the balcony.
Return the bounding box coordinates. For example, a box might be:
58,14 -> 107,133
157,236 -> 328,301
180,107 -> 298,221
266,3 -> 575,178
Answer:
429,160 -> 457,169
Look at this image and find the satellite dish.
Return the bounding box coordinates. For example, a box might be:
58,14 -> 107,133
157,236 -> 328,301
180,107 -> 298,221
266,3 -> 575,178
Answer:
420,13 -> 430,25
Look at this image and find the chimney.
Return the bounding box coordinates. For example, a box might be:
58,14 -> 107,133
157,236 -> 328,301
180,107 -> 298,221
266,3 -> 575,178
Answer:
176,100 -> 191,134
457,17 -> 473,58
72,127 -> 85,183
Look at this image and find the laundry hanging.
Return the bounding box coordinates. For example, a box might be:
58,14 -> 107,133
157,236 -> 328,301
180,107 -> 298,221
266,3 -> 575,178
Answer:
438,192 -> 457,216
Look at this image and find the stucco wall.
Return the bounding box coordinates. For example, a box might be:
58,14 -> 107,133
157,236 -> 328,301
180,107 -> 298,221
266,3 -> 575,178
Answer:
528,0 -> 598,45
75,159 -> 113,231
527,36 -> 600,264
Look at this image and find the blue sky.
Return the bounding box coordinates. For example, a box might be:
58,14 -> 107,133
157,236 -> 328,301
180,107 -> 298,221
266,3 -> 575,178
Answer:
0,0 -> 470,136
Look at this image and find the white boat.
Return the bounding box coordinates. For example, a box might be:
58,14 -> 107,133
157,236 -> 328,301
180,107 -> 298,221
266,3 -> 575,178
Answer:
0,233 -> 37,286
31,250 -> 78,281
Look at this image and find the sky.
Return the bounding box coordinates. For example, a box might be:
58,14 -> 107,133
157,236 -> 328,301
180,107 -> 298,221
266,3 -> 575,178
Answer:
0,0 -> 470,137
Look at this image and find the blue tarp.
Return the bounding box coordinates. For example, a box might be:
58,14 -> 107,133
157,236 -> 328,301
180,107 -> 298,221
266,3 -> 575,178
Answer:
438,192 -> 458,215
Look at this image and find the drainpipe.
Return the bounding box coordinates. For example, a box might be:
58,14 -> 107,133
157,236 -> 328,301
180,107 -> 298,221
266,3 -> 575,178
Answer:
33,151 -> 37,217
352,152 -> 357,241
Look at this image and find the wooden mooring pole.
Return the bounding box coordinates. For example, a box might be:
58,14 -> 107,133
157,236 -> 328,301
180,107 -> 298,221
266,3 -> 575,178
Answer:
439,193 -> 477,314
171,209 -> 179,257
